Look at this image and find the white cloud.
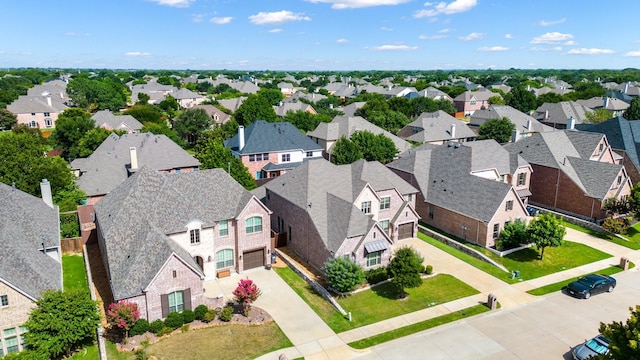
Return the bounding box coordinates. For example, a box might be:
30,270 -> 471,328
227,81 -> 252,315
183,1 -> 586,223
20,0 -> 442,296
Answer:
530,46 -> 563,52
438,28 -> 452,33
413,0 -> 478,18
125,52 -> 152,57
419,34 -> 447,40
146,0 -> 193,8
477,46 -> 508,52
269,29 -> 283,33
249,11 -> 311,25
191,14 -> 205,23
624,50 -> 640,57
306,0 -> 411,9
210,17 -> 233,24
458,32 -> 484,41
504,33 -> 513,39
567,48 -> 614,55
336,38 -> 349,43
381,27 -> 393,31
538,18 -> 566,26
530,32 -> 574,44
368,44 -> 418,51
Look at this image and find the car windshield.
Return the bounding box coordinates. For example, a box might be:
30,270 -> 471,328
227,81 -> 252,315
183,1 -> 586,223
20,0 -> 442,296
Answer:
578,276 -> 596,286
585,338 -> 609,354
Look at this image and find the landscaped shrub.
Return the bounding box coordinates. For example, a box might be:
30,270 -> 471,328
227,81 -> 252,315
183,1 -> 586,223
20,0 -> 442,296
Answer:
496,220 -> 528,250
365,266 -> 389,284
203,309 -> 217,323
219,306 -> 233,322
156,326 -> 174,336
182,309 -> 195,323
323,257 -> 365,293
194,304 -> 209,320
425,265 -> 433,275
164,312 -> 184,329
149,319 -> 165,334
129,319 -> 150,336
603,217 -> 629,234
180,324 -> 190,333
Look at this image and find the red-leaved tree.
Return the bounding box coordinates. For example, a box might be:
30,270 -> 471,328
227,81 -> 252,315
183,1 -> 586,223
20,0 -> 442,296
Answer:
232,278 -> 262,316
106,300 -> 140,339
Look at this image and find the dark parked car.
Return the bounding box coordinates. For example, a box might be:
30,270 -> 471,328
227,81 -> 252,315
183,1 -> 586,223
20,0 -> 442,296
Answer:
566,274 -> 616,299
572,334 -> 610,359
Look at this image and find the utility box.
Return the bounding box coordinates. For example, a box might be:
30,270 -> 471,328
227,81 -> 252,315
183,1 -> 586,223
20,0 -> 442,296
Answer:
620,257 -> 630,271
487,293 -> 498,310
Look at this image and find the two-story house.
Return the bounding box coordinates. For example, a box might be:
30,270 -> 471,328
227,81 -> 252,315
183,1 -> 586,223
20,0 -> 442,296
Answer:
94,166 -> 272,322
453,89 -> 497,116
397,110 -> 477,145
469,105 -> 554,142
7,92 -> 69,129
91,110 -> 143,134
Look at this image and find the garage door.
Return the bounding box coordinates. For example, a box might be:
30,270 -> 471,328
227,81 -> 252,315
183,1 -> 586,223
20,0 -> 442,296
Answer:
243,248 -> 265,270
398,223 -> 414,239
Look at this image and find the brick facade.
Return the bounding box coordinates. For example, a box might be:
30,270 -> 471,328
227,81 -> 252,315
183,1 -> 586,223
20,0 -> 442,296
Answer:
0,282 -> 33,355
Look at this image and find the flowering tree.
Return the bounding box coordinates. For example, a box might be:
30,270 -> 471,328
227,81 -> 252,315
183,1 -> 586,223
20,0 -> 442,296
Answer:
232,278 -> 262,316
106,300 -> 140,338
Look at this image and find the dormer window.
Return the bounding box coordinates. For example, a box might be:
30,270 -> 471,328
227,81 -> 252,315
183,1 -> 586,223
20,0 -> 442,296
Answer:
190,229 -> 200,244
361,201 -> 372,214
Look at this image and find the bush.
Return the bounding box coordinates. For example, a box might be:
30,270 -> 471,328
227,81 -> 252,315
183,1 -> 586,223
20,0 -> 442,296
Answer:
603,217 -> 629,234
149,319 -> 165,334
219,306 -> 233,322
203,309 -> 217,323
365,266 -> 389,284
164,312 -> 184,329
425,265 -> 433,275
180,324 -> 190,333
182,309 -> 195,324
194,304 -> 209,320
324,257 -> 365,293
156,326 -> 174,336
129,319 -> 150,336
496,220 -> 528,250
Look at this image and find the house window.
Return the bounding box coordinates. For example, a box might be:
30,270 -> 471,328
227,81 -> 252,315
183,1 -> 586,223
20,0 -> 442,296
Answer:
168,291 -> 184,313
31,112 -> 35,116
193,167 -> 199,172
618,175 -> 622,185
492,224 -> 500,239
216,249 -> 234,268
599,143 -> 604,153
219,220 -> 228,236
366,251 -> 382,267
505,200 -> 513,211
29,121 -> 37,128
0,295 -> 7,307
256,172 -> 262,179
44,112 -> 50,117
412,126 -> 420,134
281,154 -> 291,162
517,173 -> 526,186
361,201 -> 371,214
245,216 -> 263,233
5,336 -> 18,354
380,197 -> 390,210
428,204 -> 434,219
249,154 -> 256,162
175,168 -> 181,174
470,100 -> 477,105
407,193 -> 412,202
379,220 -> 390,234
44,118 -> 52,128
190,229 -> 200,244
306,151 -> 313,157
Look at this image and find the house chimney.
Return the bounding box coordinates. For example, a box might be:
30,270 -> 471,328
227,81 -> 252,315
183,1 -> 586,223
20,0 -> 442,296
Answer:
129,147 -> 139,170
40,179 -> 54,209
624,82 -> 629,94
450,124 -> 456,138
603,97 -> 610,109
238,125 -> 245,151
545,110 -> 549,120
526,119 -> 532,130
46,96 -> 52,107
511,129 -> 519,143
566,116 -> 575,130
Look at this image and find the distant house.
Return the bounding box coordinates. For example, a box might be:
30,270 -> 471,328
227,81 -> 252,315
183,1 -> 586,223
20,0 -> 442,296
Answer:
470,105 -> 554,141
217,97 -> 247,113
273,102 -> 317,118
532,101 -> 593,129
172,88 -> 206,108
453,89 -> 497,116
0,180 -> 62,355
340,101 -> 365,117
287,91 -> 327,103
504,130 -> 631,221
192,105 -> 231,125
130,81 -> 177,105
91,110 -> 142,133
225,120 -> 323,180
7,92 -> 69,129
255,159 -> 419,271
417,87 -> 454,102
94,166 -> 272,322
387,141 -> 531,247
70,133 -> 200,204
307,115 -> 412,158
397,110 -> 477,144
576,97 -> 629,118
277,82 -> 296,97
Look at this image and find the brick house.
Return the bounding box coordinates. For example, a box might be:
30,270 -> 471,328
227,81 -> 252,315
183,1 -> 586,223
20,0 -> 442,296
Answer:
254,158 -> 420,272
453,89 -> 497,116
94,166 -> 272,321
0,180 -> 61,356
397,110 -> 477,145
504,130 -> 632,221
469,105 -> 554,142
387,141 -> 531,248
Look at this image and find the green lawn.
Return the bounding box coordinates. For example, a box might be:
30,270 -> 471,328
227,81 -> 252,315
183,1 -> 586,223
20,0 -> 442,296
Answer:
62,254 -> 89,292
274,266 -> 479,333
561,220 -> 640,250
526,263 -> 634,296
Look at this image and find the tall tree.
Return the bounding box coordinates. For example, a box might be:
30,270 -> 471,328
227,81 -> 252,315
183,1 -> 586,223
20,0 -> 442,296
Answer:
140,122 -> 185,148
488,95 -> 505,105
0,108 -> 18,130
350,131 -> 398,164
584,109 -> 612,124
506,87 -> 537,113
172,108 -> 212,146
388,247 -> 424,298
283,110 -> 332,132
233,94 -> 277,125
66,76 -> 127,111
527,213 -> 566,259
536,92 -> 564,108
257,88 -> 284,106
331,136 -> 363,165
477,117 -> 516,143
76,127 -> 113,157
624,97 -> 640,120
599,305 -> 640,359
51,108 -> 95,160
124,104 -> 164,125
194,137 -> 256,190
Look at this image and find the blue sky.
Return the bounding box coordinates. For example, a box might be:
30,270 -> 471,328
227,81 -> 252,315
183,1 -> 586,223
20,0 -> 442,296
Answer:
2,0 -> 640,71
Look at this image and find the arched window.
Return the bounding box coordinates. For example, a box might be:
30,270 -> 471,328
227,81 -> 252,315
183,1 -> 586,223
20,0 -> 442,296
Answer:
216,249 -> 234,269
245,216 -> 262,234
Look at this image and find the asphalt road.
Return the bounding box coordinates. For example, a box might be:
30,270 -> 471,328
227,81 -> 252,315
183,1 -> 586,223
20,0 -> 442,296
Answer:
360,269 -> 640,360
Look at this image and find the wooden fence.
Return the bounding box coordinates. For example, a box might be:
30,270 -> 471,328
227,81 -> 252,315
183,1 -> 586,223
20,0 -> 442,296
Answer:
61,237 -> 83,254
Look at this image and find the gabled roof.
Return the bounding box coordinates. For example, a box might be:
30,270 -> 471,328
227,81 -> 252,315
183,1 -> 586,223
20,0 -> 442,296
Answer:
399,110 -> 476,143
70,133 -> 200,197
94,166 -> 257,300
470,105 -> 554,134
0,183 -> 61,300
533,101 -> 593,125
464,140 -> 529,175
172,88 -> 204,100
225,120 -> 322,155
288,91 -> 327,103
92,110 -> 143,131
418,87 -> 453,101
453,89 -> 496,102
217,97 -> 247,112
576,116 -> 640,168
7,94 -> 69,114
273,102 -> 316,117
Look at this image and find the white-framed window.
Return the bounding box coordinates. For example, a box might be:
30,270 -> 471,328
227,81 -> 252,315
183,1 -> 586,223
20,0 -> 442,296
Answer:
517,173 -> 526,186
281,153 -> 291,162
366,251 -> 382,267
29,121 -> 37,128
219,220 -> 228,236
379,220 -> 390,234
44,112 -> 50,117
492,224 -> 500,238
168,291 -> 184,313
428,204 -> 434,219
617,175 -> 622,185
470,100 -> 477,105
505,200 -> 513,211
306,151 -> 313,157
245,216 -> 263,233
361,201 -> 371,214
190,229 -> 200,244
407,193 -> 412,202
44,118 -> 52,127
216,249 -> 234,268
379,197 -> 390,210
0,295 -> 8,307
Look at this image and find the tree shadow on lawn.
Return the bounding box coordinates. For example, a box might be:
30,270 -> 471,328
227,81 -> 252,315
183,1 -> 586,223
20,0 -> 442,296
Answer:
369,282 -> 402,300
504,247 -> 540,262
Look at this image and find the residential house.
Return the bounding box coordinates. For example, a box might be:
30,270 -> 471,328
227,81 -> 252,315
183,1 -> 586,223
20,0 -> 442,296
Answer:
225,120 -> 323,180
94,166 -> 272,322
130,81 -> 177,105
469,105 -> 554,141
7,92 -> 69,129
387,141 -> 531,247
172,88 -> 206,108
287,91 -> 327,103
277,82 -> 296,97
255,159 -> 419,271
397,110 -> 477,145
217,97 -> 247,113
417,87 -> 454,102
91,110 -> 143,133
340,102 -> 365,117
576,97 -> 629,118
192,104 -> 231,125
532,101 -> 593,129
273,102 -> 317,118
453,89 -> 497,116
504,130 -> 632,221
26,79 -> 69,100
307,115 -> 412,158
70,133 -> 200,204
0,180 -> 61,356
488,84 -> 512,94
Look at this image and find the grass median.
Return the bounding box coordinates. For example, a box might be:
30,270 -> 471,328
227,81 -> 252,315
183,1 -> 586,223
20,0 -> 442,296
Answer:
526,262 -> 634,296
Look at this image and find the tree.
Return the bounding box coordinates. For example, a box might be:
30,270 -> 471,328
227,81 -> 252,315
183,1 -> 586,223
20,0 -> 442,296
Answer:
488,95 -> 506,105
598,305 -> 640,359
366,110 -> 410,134
506,87 -> 537,113
23,289 -> 100,360
477,117 -> 516,143
106,300 -> 140,339
585,109 -> 612,124
331,136 -> 363,165
497,219 -> 528,251
526,213 -> 566,259
51,108 -> 95,159
66,76 -> 127,111
140,122 -> 185,147
626,183 -> 640,218
283,110 -> 332,132
194,137 -> 256,190
536,92 -> 564,108
76,127 -> 113,157
124,104 -> 165,125
624,97 -> 640,120
234,94 -> 277,125
323,257 -> 365,293
172,108 -> 212,146
388,247 -> 424,298
257,88 -> 284,106
136,92 -> 150,105
0,108 -> 18,130
350,131 -> 398,164
232,278 -> 262,316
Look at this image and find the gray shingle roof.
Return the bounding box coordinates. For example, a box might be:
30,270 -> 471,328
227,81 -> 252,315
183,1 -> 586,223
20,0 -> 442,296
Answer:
533,101 -> 594,125
92,110 -> 143,131
576,116 -> 640,168
399,110 -> 477,143
225,120 -> 322,154
0,183 -> 61,300
470,105 -> 554,134
7,94 -> 69,114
